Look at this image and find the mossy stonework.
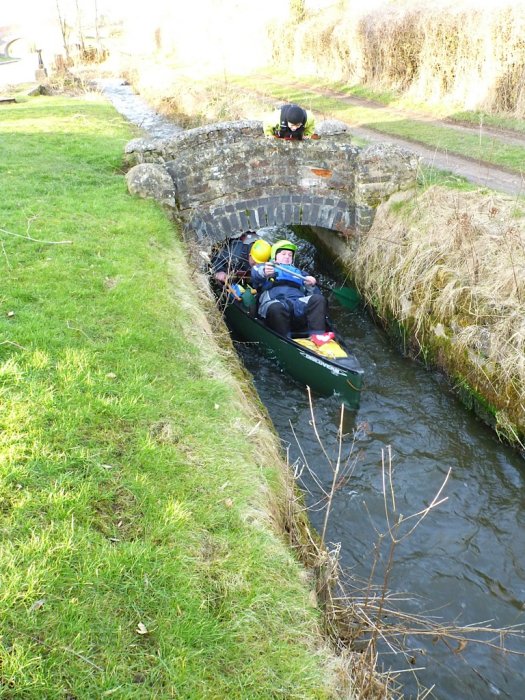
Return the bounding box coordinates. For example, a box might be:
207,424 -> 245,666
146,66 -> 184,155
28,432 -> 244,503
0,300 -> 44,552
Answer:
319,186 -> 525,453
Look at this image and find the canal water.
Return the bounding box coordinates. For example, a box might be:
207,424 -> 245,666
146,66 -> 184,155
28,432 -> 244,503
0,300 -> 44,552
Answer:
234,229 -> 525,700
100,82 -> 525,699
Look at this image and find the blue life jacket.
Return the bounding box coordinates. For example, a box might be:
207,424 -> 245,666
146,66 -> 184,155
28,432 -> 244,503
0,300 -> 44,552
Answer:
251,263 -> 321,320
271,264 -> 305,289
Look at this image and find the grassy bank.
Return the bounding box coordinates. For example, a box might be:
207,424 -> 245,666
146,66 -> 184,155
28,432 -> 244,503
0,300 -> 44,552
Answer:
349,186 -> 525,449
0,95 -> 350,698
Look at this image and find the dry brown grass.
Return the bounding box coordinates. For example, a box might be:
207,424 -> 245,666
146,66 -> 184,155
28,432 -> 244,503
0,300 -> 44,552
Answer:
121,61 -> 274,128
349,185 -> 525,443
274,0 -> 525,116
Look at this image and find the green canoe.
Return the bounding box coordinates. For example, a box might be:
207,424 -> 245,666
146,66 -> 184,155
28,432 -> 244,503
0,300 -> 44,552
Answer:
222,298 -> 364,409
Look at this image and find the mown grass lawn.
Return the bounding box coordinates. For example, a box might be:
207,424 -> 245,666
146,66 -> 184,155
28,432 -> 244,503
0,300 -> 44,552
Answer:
0,95 -> 342,698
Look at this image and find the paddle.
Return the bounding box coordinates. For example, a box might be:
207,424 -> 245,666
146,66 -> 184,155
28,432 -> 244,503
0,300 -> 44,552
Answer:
267,262 -> 309,281
270,264 -> 361,309
201,249 -> 360,309
331,285 -> 361,310
271,263 -> 361,310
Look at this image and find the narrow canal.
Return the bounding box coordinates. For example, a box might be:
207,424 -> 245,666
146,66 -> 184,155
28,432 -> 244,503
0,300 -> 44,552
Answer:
233,227 -> 525,700
100,81 -> 524,699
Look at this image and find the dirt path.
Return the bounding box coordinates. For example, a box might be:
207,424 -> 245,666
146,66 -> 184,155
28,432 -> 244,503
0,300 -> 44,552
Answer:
347,122 -> 525,195
306,82 -> 525,145
267,79 -> 525,197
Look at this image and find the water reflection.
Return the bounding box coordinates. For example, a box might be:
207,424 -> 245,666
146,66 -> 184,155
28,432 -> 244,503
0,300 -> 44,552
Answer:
233,226 -> 525,699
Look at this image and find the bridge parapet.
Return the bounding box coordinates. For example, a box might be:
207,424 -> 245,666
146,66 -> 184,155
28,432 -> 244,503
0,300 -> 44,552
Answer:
125,120 -> 419,246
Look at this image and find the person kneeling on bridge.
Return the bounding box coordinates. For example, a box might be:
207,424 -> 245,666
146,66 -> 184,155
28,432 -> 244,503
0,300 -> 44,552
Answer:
263,103 -> 318,140
250,239 -> 328,337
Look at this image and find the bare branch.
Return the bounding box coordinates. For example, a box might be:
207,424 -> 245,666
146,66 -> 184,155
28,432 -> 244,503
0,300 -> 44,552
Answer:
287,396 -> 522,696
1,241 -> 12,268
0,340 -> 28,350
0,226 -> 72,245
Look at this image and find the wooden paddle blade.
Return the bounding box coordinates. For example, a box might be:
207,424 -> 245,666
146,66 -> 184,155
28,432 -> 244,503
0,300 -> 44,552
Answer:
332,286 -> 361,310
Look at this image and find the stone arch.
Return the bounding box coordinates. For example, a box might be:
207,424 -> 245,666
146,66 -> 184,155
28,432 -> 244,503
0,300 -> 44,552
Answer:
5,37 -> 28,58
124,119 -> 419,249
187,193 -> 356,247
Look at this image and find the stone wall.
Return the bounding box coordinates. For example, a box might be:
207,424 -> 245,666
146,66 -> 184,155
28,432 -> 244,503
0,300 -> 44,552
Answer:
124,120 -> 419,247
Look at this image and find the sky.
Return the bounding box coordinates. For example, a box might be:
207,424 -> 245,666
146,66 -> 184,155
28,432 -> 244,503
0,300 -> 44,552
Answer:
3,0 -> 521,26
3,0 -> 521,51
1,0 -> 285,73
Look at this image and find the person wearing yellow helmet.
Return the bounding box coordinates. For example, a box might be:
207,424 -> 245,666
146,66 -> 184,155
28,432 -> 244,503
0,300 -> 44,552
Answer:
250,239 -> 328,337
249,239 -> 272,265
210,231 -> 270,284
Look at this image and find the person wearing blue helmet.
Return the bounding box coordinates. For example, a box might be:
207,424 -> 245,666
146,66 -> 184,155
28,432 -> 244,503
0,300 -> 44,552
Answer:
250,239 -> 328,336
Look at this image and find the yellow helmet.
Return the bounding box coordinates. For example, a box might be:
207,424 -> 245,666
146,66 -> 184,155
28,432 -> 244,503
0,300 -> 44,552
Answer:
270,239 -> 297,261
250,239 -> 272,264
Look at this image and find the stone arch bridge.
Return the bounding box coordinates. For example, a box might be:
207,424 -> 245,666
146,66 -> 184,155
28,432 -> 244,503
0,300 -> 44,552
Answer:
124,119 -> 419,248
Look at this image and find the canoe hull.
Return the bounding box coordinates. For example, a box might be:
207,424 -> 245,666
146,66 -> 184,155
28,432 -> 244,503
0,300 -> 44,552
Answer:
223,300 -> 364,409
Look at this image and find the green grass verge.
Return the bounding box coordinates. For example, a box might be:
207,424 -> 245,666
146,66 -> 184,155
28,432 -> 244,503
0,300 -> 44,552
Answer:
247,68 -> 525,134
232,72 -> 525,175
448,110 -> 525,134
0,95 -> 339,698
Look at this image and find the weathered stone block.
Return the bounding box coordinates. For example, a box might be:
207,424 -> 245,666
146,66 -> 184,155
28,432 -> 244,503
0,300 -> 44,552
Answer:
125,163 -> 176,208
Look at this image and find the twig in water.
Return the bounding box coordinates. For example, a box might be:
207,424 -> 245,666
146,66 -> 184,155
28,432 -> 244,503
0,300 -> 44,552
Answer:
288,394 -> 523,696
321,401 -> 345,546
0,340 -> 27,350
